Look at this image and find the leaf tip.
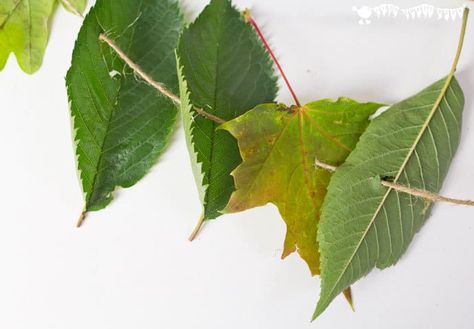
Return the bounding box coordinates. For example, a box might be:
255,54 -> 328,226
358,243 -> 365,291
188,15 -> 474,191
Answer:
311,303 -> 324,322
343,287 -> 355,312
280,244 -> 295,260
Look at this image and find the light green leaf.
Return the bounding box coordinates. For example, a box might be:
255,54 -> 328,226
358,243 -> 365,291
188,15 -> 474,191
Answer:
0,0 -> 86,74
177,0 -> 277,220
0,0 -> 56,73
220,100 -> 383,275
67,0 -> 183,213
315,76 -> 464,318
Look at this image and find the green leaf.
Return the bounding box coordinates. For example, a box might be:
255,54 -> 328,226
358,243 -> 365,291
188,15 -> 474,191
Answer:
0,0 -> 55,73
221,100 -> 383,274
67,0 -> 183,213
315,76 -> 464,318
177,0 -> 277,220
0,0 -> 86,74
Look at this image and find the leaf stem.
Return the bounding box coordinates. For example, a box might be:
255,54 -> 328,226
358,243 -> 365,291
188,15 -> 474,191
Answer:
410,6 -> 469,150
61,0 -> 84,18
188,213 -> 205,241
98,34 -> 225,124
76,211 -> 87,228
243,9 -> 301,107
449,7 -> 469,76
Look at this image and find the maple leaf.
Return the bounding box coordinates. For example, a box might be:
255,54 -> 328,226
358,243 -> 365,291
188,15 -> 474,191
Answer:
221,99 -> 383,274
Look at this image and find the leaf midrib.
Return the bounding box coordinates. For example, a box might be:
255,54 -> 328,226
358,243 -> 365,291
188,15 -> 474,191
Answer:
297,110 -> 318,211
203,5 -> 227,215
86,0 -> 143,208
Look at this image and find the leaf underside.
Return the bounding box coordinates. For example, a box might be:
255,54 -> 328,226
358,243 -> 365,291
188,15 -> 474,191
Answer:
221,99 -> 383,274
67,0 -> 183,212
315,77 -> 464,318
0,0 -> 86,74
177,0 -> 278,220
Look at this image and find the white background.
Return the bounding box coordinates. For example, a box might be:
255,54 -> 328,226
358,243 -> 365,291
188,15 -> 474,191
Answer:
0,0 -> 473,328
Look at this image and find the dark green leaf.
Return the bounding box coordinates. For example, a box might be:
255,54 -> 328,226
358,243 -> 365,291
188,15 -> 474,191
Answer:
67,0 -> 183,212
177,0 -> 277,220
